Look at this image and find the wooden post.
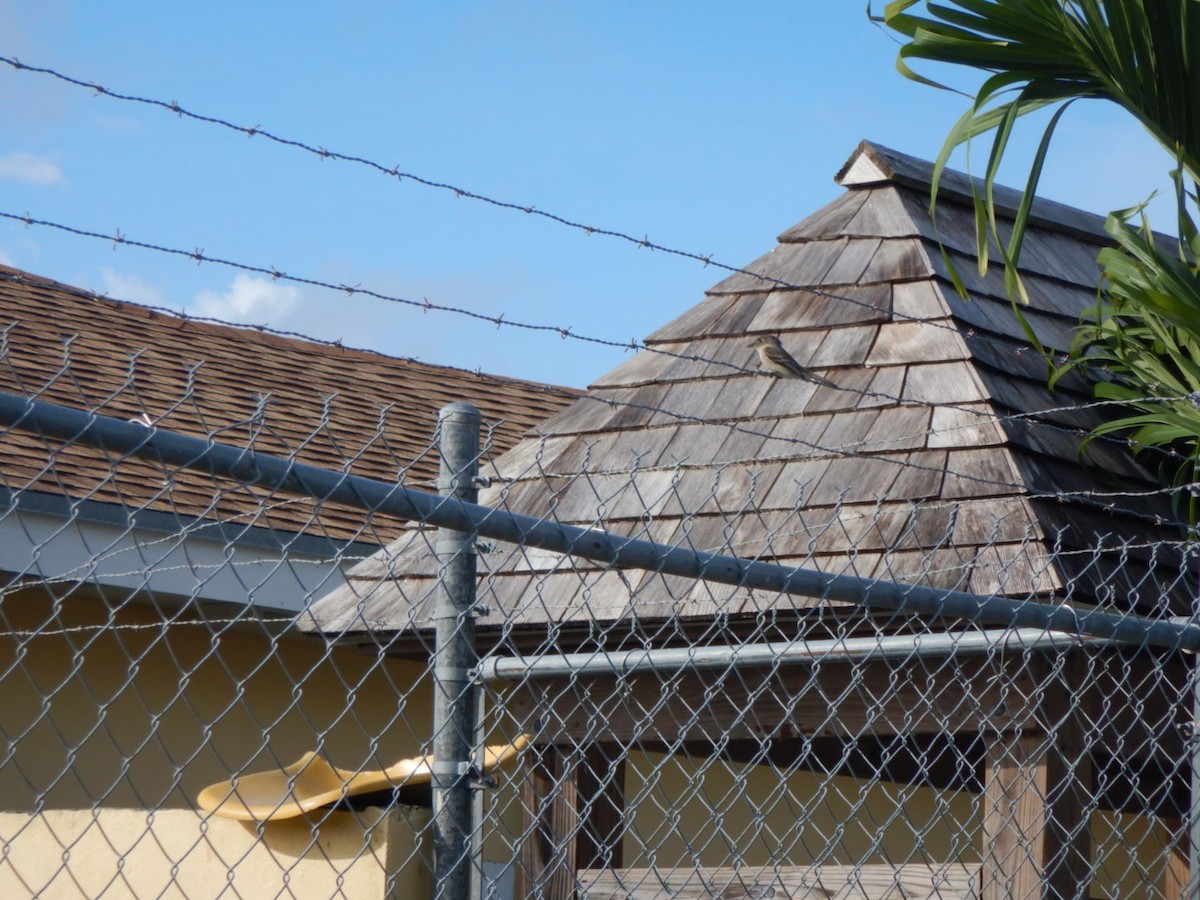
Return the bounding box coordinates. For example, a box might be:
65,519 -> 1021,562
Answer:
577,746 -> 627,870
982,654 -> 1093,900
1162,818 -> 1188,900
517,746 -> 579,900
516,745 -> 628,899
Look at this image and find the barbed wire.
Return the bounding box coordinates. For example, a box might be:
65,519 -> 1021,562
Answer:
0,434 -> 1185,617
0,518 -> 1180,638
510,388 -> 1198,522
2,433 -> 1189,634
0,615 -> 300,640
3,408 -> 1191,553
2,205 -> 1058,419
2,187 -> 1196,522
0,210 -> 656,359
0,57 -> 1104,356
3,214 -> 1190,449
0,316 -> 1193,530
5,55 -> 1189,501
0,54 -> 848,288
3,520 -> 1188,638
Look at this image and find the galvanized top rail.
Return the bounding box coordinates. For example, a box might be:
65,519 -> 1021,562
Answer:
1,391 -> 1196,651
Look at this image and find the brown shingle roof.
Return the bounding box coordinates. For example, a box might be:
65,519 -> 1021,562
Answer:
0,265 -> 579,545
306,140 -> 1192,637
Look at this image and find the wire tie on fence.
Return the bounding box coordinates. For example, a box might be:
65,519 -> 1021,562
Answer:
435,538 -> 475,559
429,760 -> 498,789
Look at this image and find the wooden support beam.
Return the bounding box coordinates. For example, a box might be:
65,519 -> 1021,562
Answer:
576,746 -> 626,870
578,864 -> 981,899
516,747 -> 579,900
981,655 -> 1094,900
508,656 -> 1031,743
981,732 -> 1092,899
1161,817 -> 1189,900
1164,840 -> 1189,899
505,653 -> 1184,768
515,745 -> 628,899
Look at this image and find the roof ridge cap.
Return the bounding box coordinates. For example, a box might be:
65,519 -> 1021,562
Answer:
836,140 -> 1112,245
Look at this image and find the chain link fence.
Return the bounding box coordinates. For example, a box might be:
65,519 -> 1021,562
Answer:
0,372 -> 1195,900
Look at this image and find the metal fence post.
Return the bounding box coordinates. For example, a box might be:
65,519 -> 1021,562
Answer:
1188,648 -> 1200,899
432,401 -> 481,900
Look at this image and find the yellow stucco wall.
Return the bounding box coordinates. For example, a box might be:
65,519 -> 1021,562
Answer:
620,751 -> 981,869
0,585 -> 1178,897
0,585 -> 448,894
0,806 -> 431,899
619,751 -> 1175,899
0,586 -> 433,814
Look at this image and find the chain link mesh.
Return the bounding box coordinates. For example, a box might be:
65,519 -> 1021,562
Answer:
0,357 -> 1194,900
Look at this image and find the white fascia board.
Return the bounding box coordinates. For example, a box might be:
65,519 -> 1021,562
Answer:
0,492 -> 383,614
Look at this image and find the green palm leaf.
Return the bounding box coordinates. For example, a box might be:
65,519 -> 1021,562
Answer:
877,0 -> 1200,526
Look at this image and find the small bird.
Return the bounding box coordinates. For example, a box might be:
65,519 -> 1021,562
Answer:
748,335 -> 836,388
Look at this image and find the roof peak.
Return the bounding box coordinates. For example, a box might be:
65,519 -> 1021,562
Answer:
837,140 -> 1111,245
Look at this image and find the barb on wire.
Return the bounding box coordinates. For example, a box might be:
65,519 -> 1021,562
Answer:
0,54 -> 792,287
0,53 -> 1090,351
0,269 -> 1193,525
3,213 -> 1197,451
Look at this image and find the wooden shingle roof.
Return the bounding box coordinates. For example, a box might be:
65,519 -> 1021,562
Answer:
0,266 -> 579,545
306,140 -> 1191,637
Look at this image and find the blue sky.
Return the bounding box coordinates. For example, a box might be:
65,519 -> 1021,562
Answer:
0,1 -> 1178,388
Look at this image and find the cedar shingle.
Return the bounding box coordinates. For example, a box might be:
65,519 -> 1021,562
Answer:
306,140 -> 1189,635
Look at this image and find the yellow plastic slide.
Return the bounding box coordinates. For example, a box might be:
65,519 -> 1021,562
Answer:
197,735 -> 530,821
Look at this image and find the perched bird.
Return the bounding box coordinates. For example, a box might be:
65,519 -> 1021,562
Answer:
748,335 -> 836,388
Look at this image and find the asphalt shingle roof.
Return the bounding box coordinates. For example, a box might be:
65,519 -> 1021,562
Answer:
0,265 -> 579,546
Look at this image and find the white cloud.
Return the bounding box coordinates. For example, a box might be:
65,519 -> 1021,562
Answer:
0,248 -> 14,268
0,151 -> 65,187
189,274 -> 300,323
99,268 -> 164,307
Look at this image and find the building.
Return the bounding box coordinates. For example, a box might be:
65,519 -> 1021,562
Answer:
307,142 -> 1193,898
0,264 -> 577,897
